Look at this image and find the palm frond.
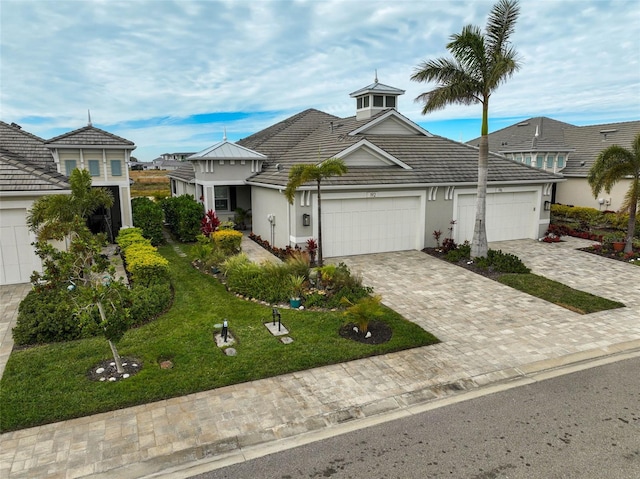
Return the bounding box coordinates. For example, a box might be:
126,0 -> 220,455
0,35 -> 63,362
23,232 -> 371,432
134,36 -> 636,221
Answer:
486,0 -> 520,54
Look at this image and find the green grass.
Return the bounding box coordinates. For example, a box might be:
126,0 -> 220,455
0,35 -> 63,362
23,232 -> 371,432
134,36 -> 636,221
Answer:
498,273 -> 625,314
0,245 -> 438,432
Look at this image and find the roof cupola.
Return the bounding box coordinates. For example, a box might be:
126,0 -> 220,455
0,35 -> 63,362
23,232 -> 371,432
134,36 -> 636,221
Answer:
349,72 -> 405,121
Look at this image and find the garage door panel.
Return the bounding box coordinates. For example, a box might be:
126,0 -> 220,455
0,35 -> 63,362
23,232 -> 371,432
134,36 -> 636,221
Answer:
323,196 -> 420,257
1,209 -> 41,285
455,192 -> 537,244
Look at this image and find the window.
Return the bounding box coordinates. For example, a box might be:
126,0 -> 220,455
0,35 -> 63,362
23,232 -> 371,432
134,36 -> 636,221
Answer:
214,186 -> 229,211
357,97 -> 363,109
363,96 -> 369,107
373,95 -> 384,107
525,155 -> 531,165
64,160 -> 77,176
557,155 -> 565,168
111,160 -> 122,176
385,96 -> 396,108
88,160 -> 100,176
515,154 -> 522,163
536,155 -> 544,168
546,154 -> 554,168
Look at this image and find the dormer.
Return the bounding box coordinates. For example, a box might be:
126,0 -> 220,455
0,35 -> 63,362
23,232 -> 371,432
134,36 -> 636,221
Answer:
349,74 -> 405,121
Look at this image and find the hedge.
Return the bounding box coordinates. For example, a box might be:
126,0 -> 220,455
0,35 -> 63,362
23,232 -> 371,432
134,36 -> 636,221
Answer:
131,197 -> 164,246
123,242 -> 169,287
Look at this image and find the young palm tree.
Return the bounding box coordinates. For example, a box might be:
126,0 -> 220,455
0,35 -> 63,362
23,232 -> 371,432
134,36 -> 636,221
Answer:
411,0 -> 521,258
27,168 -> 114,241
588,132 -> 640,254
284,158 -> 347,266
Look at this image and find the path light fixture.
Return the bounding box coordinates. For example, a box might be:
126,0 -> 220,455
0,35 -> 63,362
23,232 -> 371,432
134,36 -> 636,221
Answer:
272,308 -> 282,331
222,319 -> 228,342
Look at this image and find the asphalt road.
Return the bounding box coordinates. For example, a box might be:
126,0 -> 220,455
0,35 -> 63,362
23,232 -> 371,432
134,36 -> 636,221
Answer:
191,356 -> 640,479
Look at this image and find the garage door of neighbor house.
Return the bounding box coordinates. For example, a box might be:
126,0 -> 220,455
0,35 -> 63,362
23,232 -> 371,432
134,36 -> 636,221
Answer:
322,196 -> 421,257
0,209 -> 41,285
455,191 -> 537,243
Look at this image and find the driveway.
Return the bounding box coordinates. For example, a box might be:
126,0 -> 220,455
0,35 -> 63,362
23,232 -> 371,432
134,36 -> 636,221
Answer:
334,237 -> 640,375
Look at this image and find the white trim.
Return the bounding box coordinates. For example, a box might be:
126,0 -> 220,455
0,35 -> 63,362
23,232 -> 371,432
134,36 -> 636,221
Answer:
334,139 -> 413,170
348,109 -> 433,137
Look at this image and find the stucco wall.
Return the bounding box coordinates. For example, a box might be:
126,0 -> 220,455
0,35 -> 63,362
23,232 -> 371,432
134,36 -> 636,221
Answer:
556,177 -> 631,211
251,187 -> 289,247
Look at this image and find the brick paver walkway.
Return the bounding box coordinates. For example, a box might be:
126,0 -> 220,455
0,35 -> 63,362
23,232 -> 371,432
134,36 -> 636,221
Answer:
1,237 -> 638,478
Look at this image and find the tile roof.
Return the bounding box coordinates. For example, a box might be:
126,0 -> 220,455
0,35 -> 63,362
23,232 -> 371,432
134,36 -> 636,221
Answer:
0,150 -> 70,192
0,121 -> 55,169
470,117 -> 640,177
45,125 -> 135,146
240,110 -> 560,188
167,163 -> 196,182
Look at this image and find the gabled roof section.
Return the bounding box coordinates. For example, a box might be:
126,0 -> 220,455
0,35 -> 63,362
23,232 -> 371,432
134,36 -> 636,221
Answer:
349,82 -> 405,97
0,149 -> 70,192
336,139 -> 412,169
189,140 -> 266,160
469,117 -> 575,153
0,121 -> 54,169
238,109 -> 339,159
167,163 -> 195,182
349,109 -> 433,137
45,125 -> 135,147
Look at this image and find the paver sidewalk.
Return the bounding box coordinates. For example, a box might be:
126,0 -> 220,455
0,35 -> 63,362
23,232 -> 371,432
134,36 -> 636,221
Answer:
1,238 -> 639,478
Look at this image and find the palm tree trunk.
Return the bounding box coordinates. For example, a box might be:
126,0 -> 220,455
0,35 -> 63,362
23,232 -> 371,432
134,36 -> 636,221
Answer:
471,102 -> 490,258
317,179 -> 324,266
625,184 -> 637,254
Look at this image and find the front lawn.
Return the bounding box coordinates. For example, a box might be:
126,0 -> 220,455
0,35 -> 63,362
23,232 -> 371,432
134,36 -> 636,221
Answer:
0,245 -> 438,432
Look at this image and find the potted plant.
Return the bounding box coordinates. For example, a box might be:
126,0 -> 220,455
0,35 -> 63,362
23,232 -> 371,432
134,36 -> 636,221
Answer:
233,208 -> 251,231
603,232 -> 626,252
289,275 -> 305,308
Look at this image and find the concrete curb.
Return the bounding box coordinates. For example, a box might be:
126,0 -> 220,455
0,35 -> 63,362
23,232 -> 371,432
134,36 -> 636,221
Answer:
90,341 -> 640,479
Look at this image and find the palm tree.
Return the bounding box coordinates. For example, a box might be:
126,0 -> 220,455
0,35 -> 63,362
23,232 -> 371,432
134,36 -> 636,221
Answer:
411,0 -> 521,258
588,132 -> 640,254
27,168 -> 114,241
285,158 -> 348,266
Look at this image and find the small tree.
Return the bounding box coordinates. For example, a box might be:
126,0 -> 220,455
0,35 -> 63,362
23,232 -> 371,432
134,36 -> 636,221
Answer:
284,158 -> 347,266
131,197 -> 164,245
588,132 -> 640,254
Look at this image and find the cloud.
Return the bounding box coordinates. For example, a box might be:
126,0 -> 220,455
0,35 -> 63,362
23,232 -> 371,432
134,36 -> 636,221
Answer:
1,0 -> 638,159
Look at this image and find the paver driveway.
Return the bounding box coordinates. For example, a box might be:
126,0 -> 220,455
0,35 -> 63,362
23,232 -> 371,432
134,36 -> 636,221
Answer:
335,237 -> 640,376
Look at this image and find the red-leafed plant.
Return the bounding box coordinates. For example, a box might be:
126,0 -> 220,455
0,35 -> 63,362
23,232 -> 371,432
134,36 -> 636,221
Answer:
201,210 -> 220,236
306,238 -> 318,265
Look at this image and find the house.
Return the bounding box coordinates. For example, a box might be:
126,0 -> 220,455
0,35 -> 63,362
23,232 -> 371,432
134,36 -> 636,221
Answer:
0,120 -> 136,285
168,80 -> 562,258
468,118 -> 640,211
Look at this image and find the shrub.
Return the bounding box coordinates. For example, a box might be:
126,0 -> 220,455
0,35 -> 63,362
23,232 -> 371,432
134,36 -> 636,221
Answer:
445,242 -> 471,262
201,210 -> 220,236
285,251 -> 311,279
341,295 -> 384,334
123,243 -> 170,286
128,282 -> 172,327
162,195 -> 204,242
212,229 -> 243,255
131,197 -> 164,246
12,287 -> 81,345
486,249 -> 531,273
116,228 -> 150,250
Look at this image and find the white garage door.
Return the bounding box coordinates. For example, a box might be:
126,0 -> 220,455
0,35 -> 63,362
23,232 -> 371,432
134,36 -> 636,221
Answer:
455,191 -> 537,243
0,209 -> 40,285
322,196 -> 420,257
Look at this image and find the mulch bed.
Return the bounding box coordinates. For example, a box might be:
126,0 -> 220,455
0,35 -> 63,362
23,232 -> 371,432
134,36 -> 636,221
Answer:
422,248 -> 504,280
339,320 -> 392,344
87,357 -> 142,382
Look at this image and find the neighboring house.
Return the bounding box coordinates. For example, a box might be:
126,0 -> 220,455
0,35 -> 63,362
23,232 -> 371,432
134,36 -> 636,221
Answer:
169,80 -> 562,258
0,120 -> 136,285
149,156 -> 187,171
469,118 -> 640,211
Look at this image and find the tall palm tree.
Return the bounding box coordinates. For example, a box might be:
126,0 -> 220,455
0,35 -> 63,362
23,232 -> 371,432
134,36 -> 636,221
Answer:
411,0 -> 521,258
285,158 -> 347,266
588,132 -> 640,254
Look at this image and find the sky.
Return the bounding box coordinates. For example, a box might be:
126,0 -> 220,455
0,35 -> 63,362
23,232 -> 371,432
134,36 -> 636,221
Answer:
1,0 -> 639,162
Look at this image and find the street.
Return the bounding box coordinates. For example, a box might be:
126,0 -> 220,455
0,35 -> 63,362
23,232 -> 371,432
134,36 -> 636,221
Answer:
192,356 -> 640,478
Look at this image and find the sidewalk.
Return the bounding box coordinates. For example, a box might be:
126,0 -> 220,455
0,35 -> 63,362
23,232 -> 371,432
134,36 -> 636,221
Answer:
1,237 -> 638,478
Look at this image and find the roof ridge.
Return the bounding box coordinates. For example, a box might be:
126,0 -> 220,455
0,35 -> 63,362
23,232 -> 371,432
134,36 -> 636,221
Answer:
45,124 -> 134,145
